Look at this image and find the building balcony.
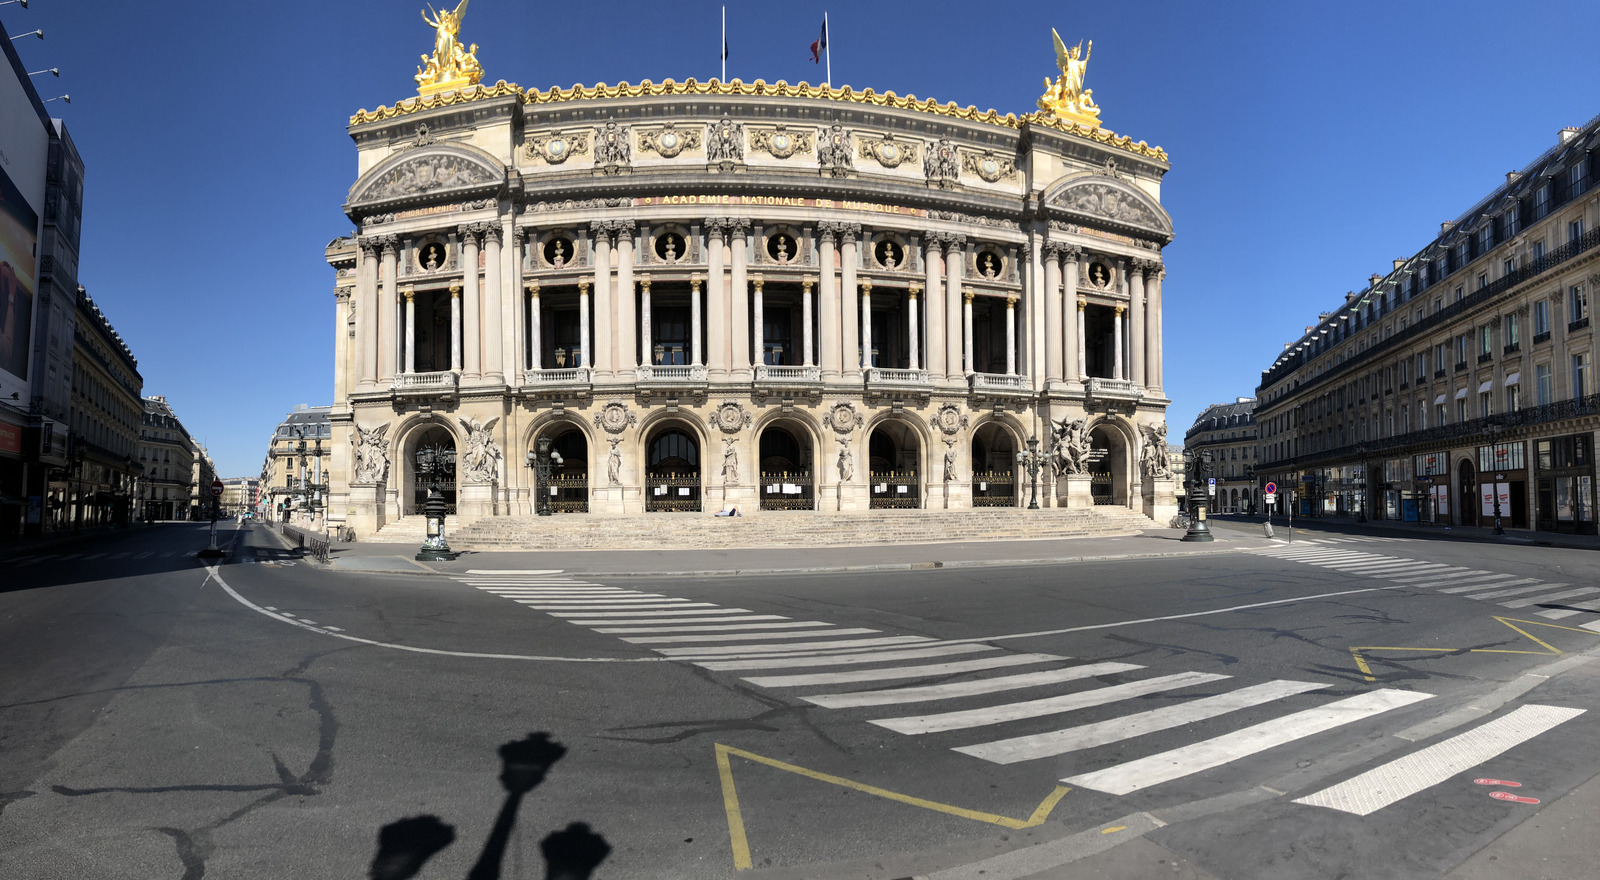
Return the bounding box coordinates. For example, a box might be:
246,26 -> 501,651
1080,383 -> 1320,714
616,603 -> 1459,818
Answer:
866,368 -> 931,387
754,365 -> 822,384
521,367 -> 593,395
635,364 -> 710,394
1084,377 -> 1143,401
969,372 -> 1033,397
391,370 -> 459,400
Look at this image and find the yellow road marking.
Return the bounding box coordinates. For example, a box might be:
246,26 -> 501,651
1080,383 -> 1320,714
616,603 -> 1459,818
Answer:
1101,825 -> 1128,834
714,742 -> 1071,871
1350,616 -> 1600,681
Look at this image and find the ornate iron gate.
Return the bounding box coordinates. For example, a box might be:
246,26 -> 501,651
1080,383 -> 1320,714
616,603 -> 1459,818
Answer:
870,470 -> 920,509
646,471 -> 701,512
760,471 -> 814,511
548,474 -> 589,513
971,470 -> 1016,507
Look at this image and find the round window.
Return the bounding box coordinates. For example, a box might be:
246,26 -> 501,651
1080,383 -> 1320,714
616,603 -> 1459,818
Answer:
543,237 -> 574,267
655,231 -> 687,262
766,232 -> 797,263
874,239 -> 905,269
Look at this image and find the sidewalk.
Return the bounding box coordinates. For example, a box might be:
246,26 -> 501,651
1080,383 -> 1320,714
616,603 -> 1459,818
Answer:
1215,513 -> 1600,552
324,527 -> 1273,577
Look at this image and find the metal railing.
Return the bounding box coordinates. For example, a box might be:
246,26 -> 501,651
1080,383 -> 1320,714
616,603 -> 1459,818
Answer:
548,474 -> 590,513
759,471 -> 814,510
869,470 -> 920,509
645,471 -> 701,512
971,470 -> 1016,507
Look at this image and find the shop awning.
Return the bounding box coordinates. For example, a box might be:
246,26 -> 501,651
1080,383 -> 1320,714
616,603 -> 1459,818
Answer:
1504,372 -> 1520,386
1433,393 -> 1446,405
1456,387 -> 1469,399
1478,380 -> 1493,393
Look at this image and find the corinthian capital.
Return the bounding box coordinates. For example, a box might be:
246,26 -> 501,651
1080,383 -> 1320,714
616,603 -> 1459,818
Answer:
457,224 -> 481,245
726,217 -> 751,235
588,220 -> 613,244
841,223 -> 862,245
479,224 -> 503,246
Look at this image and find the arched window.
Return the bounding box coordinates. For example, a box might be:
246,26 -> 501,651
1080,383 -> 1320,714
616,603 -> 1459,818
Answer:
649,429 -> 699,470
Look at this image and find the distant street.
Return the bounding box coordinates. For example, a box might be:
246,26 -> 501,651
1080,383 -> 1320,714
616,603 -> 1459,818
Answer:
3,521 -> 1600,879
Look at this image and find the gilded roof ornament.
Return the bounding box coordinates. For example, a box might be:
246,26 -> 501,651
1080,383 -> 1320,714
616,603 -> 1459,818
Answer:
1037,28 -> 1101,129
415,1 -> 484,96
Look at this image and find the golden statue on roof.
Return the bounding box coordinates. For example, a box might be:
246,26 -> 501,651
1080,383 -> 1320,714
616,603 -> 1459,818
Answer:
415,1 -> 484,96
1037,28 -> 1101,129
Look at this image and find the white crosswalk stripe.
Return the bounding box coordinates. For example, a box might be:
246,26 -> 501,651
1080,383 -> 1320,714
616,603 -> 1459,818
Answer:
447,569 -> 1515,801
1252,545 -> 1600,624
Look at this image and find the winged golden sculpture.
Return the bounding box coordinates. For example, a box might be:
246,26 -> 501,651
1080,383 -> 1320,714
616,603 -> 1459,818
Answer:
415,1 -> 484,96
1037,28 -> 1102,128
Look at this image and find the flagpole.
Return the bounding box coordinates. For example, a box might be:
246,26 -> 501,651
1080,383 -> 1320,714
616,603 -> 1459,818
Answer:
824,10 -> 831,88
721,5 -> 726,82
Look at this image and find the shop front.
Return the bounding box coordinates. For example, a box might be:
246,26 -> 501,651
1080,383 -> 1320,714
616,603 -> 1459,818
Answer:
1414,452 -> 1449,524
1477,440 -> 1529,530
1535,433 -> 1596,534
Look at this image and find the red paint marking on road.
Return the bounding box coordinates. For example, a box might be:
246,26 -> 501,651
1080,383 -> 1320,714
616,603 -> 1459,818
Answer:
1489,791 -> 1540,804
1473,778 -> 1522,787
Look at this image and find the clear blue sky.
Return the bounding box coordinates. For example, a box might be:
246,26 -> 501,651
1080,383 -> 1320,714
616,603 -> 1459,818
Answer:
6,0 -> 1597,476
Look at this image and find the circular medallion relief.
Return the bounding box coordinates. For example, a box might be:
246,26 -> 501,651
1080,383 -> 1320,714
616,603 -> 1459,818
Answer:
771,133 -> 791,153
826,402 -> 863,434
659,132 -> 679,151
711,402 -> 752,434
932,404 -> 968,436
595,402 -> 637,434
547,138 -> 568,159
981,158 -> 999,177
878,144 -> 899,164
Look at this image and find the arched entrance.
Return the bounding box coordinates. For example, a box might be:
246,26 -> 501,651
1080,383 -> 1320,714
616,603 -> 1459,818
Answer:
408,424 -> 457,515
1458,458 -> 1477,528
970,422 -> 1019,507
536,423 -> 590,513
645,423 -> 701,512
868,420 -> 921,509
1088,423 -> 1131,507
758,420 -> 814,511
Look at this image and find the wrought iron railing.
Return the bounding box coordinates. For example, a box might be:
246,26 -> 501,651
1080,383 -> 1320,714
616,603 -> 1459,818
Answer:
547,474 -> 589,513
1090,470 -> 1116,505
760,471 -> 814,511
645,471 -> 701,512
1265,390 -> 1600,470
869,470 -> 920,509
971,470 -> 1016,507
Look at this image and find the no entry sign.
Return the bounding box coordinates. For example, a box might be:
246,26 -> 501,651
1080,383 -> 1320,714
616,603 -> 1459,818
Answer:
210,478 -> 224,497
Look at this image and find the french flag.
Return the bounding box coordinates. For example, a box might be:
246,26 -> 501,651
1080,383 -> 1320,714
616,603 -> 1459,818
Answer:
809,20 -> 827,63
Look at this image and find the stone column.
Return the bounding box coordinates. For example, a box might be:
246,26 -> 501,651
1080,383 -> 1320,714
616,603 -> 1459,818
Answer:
1113,305 -> 1126,380
1044,245 -> 1063,385
589,223 -> 612,377
803,279 -> 815,366
639,274 -> 653,368
1076,299 -> 1088,380
945,237 -> 965,376
510,228 -> 526,381
578,279 -> 591,369
963,291 -> 975,375
403,287 -> 416,373
907,284 -> 921,371
818,226 -> 840,378
859,280 -> 873,369
378,237 -> 398,382
1063,249 -> 1081,385
690,275 -> 703,365
924,235 -> 945,380
358,239 -> 379,388
1005,295 -> 1017,375
752,274 -> 765,366
705,222 -> 728,378
460,226 -> 481,379
482,225 -> 504,383
1148,268 -> 1163,392
450,283 -> 462,371
841,225 -> 861,378
1129,261 -> 1147,387
730,220 -> 752,379
614,221 -> 636,374
526,282 -> 540,371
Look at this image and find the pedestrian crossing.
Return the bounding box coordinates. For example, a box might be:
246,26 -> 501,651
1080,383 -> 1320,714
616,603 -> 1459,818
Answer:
453,569 -> 1560,805
1251,544 -> 1600,631
1282,535 -> 1408,545
8,549 -> 205,565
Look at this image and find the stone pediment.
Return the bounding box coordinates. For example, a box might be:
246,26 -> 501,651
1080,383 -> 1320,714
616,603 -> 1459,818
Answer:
348,142 -> 505,209
1043,174 -> 1172,242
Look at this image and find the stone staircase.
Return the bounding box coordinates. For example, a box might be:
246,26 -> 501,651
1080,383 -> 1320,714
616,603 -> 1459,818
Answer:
434,506 -> 1159,551
370,515 -> 462,544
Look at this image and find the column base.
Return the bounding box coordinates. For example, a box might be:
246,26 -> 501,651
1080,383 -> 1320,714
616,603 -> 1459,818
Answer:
1144,476 -> 1178,525
1061,474 -> 1094,509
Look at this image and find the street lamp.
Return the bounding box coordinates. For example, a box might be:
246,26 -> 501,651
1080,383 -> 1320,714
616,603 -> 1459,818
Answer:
1487,425 -> 1506,536
415,488 -> 458,561
1015,436 -> 1042,510
525,436 -> 565,517
1183,450 -> 1215,542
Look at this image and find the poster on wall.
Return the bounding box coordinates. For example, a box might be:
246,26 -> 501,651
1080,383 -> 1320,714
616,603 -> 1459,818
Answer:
0,164 -> 38,383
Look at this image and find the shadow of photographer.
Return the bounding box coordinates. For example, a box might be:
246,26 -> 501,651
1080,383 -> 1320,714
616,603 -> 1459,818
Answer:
370,732 -> 610,880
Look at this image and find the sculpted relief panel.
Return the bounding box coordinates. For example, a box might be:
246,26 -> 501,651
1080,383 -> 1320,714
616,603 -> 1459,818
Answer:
353,147 -> 503,205
1048,178 -> 1170,237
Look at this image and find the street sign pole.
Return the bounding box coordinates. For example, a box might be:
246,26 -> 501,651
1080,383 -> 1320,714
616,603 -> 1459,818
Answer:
200,478 -> 226,559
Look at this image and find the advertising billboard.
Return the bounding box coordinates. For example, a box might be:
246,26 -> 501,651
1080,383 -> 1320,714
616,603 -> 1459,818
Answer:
0,32 -> 50,401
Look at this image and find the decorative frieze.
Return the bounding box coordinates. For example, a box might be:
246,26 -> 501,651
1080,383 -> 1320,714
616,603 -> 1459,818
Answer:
750,125 -> 812,159
638,122 -> 702,158
525,129 -> 590,164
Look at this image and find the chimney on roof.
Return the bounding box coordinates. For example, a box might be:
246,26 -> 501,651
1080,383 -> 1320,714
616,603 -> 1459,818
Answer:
1506,170 -> 1521,183
1441,221 -> 1455,234
1560,126 -> 1581,144
1393,259 -> 1405,270
1370,274 -> 1382,287
1345,291 -> 1356,303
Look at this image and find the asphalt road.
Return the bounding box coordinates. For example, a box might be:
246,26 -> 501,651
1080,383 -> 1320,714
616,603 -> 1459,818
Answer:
2,520 -> 1599,879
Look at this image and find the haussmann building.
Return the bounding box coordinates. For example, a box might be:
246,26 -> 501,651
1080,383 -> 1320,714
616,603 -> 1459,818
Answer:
325,18 -> 1178,538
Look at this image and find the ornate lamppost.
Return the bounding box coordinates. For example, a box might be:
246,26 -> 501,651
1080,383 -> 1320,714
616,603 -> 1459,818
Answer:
415,488 -> 458,561
1183,450 -> 1215,542
1015,436 -> 1043,510
525,436 -> 565,517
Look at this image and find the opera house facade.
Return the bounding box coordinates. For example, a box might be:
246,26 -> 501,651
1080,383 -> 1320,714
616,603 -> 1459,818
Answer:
326,24 -> 1176,536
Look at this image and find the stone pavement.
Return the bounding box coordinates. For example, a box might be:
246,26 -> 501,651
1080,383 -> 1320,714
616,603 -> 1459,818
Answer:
324,525 -> 1265,577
